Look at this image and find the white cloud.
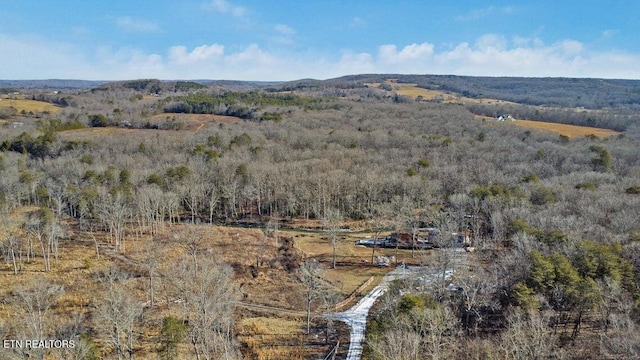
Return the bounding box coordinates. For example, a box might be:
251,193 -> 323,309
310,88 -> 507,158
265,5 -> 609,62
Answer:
115,16 -> 160,33
168,44 -> 225,65
512,36 -> 544,47
432,37 -> 595,77
92,46 -> 167,79
204,0 -> 246,17
601,29 -> 619,39
475,34 -> 507,52
275,24 -> 295,36
436,42 -> 472,63
2,32 -> 640,81
225,44 -> 275,65
554,39 -> 583,55
125,52 -> 165,75
270,24 -> 296,45
338,51 -> 375,74
378,42 -> 435,64
0,33 -> 95,79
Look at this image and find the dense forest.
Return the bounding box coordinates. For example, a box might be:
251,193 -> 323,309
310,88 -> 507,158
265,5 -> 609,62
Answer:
1,75 -> 640,359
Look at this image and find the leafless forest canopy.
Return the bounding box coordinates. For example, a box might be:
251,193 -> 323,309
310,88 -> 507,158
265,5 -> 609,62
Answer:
1,74 -> 640,359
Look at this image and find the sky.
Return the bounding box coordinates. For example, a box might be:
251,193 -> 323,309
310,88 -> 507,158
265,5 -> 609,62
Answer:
1,0 -> 640,81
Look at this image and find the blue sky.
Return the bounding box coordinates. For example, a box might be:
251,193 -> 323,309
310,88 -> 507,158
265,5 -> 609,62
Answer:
1,0 -> 640,80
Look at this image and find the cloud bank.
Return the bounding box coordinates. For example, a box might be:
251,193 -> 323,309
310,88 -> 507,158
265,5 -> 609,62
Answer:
1,33 -> 639,80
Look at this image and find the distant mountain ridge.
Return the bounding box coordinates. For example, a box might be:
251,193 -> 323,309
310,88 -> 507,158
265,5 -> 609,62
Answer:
0,79 -> 107,90
316,74 -> 640,109
3,74 -> 640,109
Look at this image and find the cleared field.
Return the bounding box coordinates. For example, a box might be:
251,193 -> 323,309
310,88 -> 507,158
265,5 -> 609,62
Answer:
0,98 -> 60,114
291,229 -> 429,297
392,82 -> 460,102
512,119 -> 620,138
475,115 -> 621,138
379,80 -> 518,105
151,113 -> 241,132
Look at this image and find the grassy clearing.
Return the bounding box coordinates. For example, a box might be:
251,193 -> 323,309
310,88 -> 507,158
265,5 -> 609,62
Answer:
151,113 -> 241,132
475,114 -> 621,138
383,80 -> 519,105
54,113 -> 240,135
0,98 -> 60,114
292,229 -> 429,297
511,119 -> 620,138
392,83 -> 460,102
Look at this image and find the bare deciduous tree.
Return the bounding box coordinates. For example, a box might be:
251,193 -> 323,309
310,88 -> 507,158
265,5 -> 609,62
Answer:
13,275 -> 65,360
97,191 -> 130,253
322,208 -> 342,269
24,208 -> 61,271
499,309 -> 556,360
299,259 -> 337,335
172,257 -> 239,360
1,226 -> 23,275
95,268 -> 142,360
367,305 -> 459,360
367,204 -> 390,266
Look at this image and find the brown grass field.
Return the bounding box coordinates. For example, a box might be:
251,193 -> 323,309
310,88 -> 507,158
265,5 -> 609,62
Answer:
54,113 -> 241,139
0,206 -> 418,359
373,80 -> 519,106
510,119 -> 620,138
0,98 -> 60,114
474,115 -> 621,138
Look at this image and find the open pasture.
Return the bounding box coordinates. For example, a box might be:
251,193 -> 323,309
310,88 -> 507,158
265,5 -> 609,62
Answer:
475,114 -> 621,138
0,97 -> 60,114
385,80 -> 519,105
512,119 -> 621,138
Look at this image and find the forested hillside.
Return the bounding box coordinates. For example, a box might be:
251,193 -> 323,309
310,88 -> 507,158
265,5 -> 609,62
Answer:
1,76 -> 639,359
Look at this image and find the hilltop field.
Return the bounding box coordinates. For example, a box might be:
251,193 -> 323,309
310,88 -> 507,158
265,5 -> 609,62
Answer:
1,75 -> 640,359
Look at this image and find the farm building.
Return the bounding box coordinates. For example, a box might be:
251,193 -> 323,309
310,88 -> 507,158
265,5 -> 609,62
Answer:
496,114 -> 515,121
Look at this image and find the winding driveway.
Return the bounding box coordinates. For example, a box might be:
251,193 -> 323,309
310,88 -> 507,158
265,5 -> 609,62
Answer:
329,266 -> 454,360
